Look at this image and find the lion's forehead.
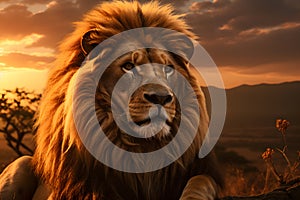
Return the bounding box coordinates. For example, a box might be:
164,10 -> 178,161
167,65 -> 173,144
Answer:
118,49 -> 173,66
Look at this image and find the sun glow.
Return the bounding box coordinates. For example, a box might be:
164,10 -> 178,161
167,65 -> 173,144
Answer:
0,27 -> 53,92
0,34 -> 55,57
0,68 -> 48,92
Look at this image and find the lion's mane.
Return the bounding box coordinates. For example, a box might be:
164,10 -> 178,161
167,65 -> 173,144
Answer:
33,1 -> 222,199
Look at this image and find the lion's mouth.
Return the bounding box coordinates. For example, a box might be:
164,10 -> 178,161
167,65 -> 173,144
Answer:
133,105 -> 173,127
135,118 -> 151,126
135,116 -> 171,126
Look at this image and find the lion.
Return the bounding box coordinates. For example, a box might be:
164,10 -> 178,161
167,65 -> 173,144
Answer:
0,1 -> 223,199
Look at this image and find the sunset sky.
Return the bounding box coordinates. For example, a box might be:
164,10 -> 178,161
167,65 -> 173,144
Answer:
0,0 -> 299,91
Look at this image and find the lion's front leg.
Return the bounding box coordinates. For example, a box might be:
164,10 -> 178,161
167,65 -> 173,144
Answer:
180,175 -> 218,200
0,156 -> 38,200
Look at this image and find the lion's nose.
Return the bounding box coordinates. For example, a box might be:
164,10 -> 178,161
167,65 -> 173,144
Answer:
143,92 -> 173,106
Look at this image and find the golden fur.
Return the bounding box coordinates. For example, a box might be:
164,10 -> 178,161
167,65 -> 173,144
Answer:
33,1 -> 222,199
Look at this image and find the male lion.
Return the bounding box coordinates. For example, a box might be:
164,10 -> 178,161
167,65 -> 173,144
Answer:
0,1 -> 223,199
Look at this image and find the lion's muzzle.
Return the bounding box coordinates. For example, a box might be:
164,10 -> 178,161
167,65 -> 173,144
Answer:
130,83 -> 176,126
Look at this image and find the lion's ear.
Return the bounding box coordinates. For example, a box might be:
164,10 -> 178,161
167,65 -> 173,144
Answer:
81,29 -> 100,56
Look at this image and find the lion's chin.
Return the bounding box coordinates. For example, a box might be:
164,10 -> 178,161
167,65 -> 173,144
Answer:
132,119 -> 171,139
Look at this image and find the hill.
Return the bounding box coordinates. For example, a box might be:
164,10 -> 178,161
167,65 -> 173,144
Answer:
225,81 -> 300,129
203,81 -> 300,168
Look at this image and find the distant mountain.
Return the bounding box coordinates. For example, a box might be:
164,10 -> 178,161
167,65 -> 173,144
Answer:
203,81 -> 300,130
225,81 -> 300,129
202,81 -> 300,168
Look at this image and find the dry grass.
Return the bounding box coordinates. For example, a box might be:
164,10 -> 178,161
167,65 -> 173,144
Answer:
220,118 -> 300,197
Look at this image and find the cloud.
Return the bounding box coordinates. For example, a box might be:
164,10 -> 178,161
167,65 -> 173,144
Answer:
0,0 -> 191,48
186,0 -> 300,68
28,1 -> 85,48
206,24 -> 300,67
0,0 -> 93,48
0,0 -> 299,84
21,0 -> 52,4
0,52 -> 54,69
0,4 -> 33,39
0,0 -> 14,3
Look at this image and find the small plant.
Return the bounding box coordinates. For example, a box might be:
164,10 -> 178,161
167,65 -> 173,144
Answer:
262,119 -> 300,192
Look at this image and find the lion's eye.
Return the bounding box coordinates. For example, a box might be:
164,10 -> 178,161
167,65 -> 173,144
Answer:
164,65 -> 174,77
122,62 -> 135,72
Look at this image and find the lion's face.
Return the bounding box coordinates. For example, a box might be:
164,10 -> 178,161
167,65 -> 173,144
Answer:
97,48 -> 181,139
